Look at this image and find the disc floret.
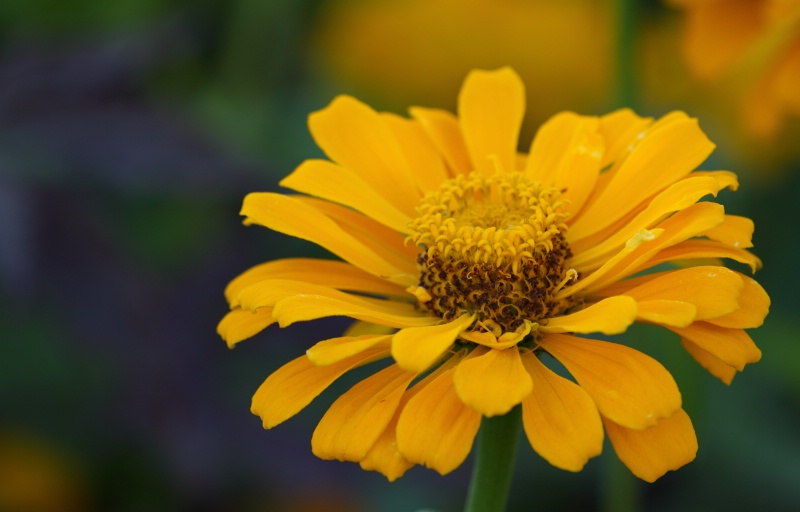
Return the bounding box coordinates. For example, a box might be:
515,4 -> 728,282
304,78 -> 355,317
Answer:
407,171 -> 577,343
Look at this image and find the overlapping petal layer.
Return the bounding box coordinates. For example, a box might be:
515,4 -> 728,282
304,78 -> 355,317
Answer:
538,334 -> 681,429
520,353 -> 603,472
604,409 -> 698,483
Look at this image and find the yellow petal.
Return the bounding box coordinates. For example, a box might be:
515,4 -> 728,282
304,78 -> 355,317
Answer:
312,363 -> 416,462
525,112 -> 604,215
597,109 -> 653,169
381,112 -> 450,194
540,296 -> 637,335
360,356 -> 461,481
453,346 -> 533,417
692,170 -> 739,191
570,175 -> 725,268
708,274 -> 770,329
604,409 -> 698,483
217,307 -> 275,348
563,202 -> 726,299
636,300 -> 697,327
251,344 -> 390,428
237,278 -> 408,315
459,321 -> 532,349
520,352 -> 603,472
702,215 -> 754,249
273,293 -> 437,329
343,321 -> 396,337
297,196 -> 418,276
225,257 -> 406,308
458,67 -> 525,176
668,322 -> 761,371
359,418 -> 415,482
279,159 -> 411,233
240,193 -> 411,282
306,334 -> 393,366
409,106 -> 471,176
396,362 -> 482,475
645,239 -> 762,273
681,338 -> 737,385
307,95 -> 419,214
570,114 -> 715,240
391,313 -> 475,373
538,333 -> 681,429
595,266 -> 744,321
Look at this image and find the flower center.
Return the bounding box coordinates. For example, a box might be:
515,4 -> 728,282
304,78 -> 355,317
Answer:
407,171 -> 576,339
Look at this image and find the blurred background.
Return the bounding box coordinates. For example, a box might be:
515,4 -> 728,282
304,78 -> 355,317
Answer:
1,0 -> 799,511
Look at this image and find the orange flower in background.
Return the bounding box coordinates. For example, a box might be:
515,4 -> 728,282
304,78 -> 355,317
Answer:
671,0 -> 800,138
219,68 -> 769,482
311,0 -> 614,133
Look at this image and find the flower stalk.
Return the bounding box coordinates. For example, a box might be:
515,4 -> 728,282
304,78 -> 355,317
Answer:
464,405 -> 523,512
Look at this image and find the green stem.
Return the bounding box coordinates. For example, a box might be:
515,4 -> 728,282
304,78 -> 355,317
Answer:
600,452 -> 640,512
464,405 -> 522,512
615,0 -> 638,109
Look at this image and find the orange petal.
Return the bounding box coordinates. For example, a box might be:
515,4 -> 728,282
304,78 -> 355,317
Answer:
272,293 -> 437,329
668,322 -> 761,371
280,159 -> 411,233
297,196 -> 418,276
391,313 -> 475,373
595,266 -> 744,321
597,109 -> 653,169
539,296 -> 638,335
225,258 -> 406,308
570,113 -> 715,240
396,362 -> 482,475
644,239 -> 762,274
360,357 -> 461,481
635,300 -> 697,327
570,175 -> 725,268
604,409 -> 698,483
525,112 -> 604,215
240,193 -> 412,282
702,215 -> 754,249
453,346 -> 533,417
681,338 -> 737,385
538,334 -> 681,429
312,363 -> 416,462
520,352 -> 603,472
251,343 -> 391,428
306,334 -> 393,366
217,307 -> 275,348
307,95 -> 419,214
409,107 -> 471,176
562,202 -> 726,299
458,67 -> 525,176
236,278 -> 416,319
381,112 -> 450,194
708,273 -> 770,329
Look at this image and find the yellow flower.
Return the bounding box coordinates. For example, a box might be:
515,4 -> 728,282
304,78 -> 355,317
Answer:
219,68 -> 769,483
671,0 -> 800,138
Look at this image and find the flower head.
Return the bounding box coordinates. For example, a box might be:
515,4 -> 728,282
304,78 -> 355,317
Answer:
219,68 -> 769,482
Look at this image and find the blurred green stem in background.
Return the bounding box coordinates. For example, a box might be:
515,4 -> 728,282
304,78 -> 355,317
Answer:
603,1 -> 642,510
615,0 -> 638,109
464,405 -> 522,512
601,451 -> 641,512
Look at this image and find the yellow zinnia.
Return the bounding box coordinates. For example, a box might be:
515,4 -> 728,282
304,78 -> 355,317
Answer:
219,68 -> 769,483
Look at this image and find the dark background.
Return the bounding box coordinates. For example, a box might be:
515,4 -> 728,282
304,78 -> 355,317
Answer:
1,1 -> 798,511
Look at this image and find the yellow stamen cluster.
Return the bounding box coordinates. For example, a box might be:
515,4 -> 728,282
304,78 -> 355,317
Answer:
407,171 -> 576,335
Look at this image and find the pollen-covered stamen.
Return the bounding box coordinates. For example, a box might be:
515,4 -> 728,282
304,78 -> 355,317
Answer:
407,171 -> 577,337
